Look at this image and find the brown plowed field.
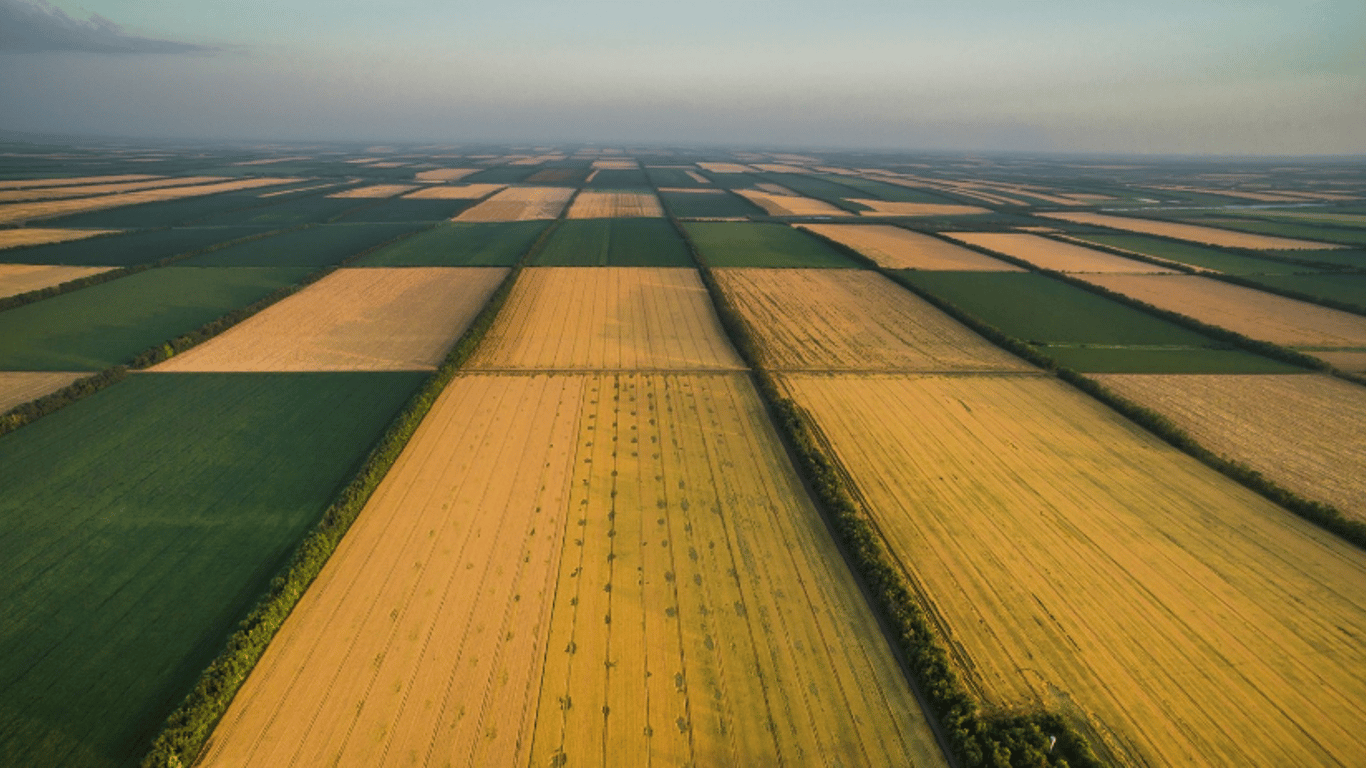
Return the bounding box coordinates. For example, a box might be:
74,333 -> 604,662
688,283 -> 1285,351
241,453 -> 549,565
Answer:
327,184 -> 419,198
797,224 -> 1023,270
735,190 -> 851,217
0,177 -> 301,225
401,183 -> 505,199
1079,273 -> 1366,349
1094,373 -> 1366,522
453,186 -> 575,222
0,372 -> 86,412
1039,211 -> 1345,250
946,232 -> 1177,273
851,200 -> 990,217
197,372 -> 947,768
0,264 -> 114,299
152,267 -> 506,371
714,269 -> 1032,372
565,191 -> 664,219
783,372 -> 1366,767
468,267 -> 744,370
0,228 -> 120,250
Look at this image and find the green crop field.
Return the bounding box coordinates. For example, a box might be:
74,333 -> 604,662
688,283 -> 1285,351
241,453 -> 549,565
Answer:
462,165 -> 540,184
0,226 -> 267,267
335,198 -> 476,222
0,266 -> 311,370
181,222 -> 422,266
0,371 -> 425,768
644,166 -> 708,188
1065,233 -> 1324,274
532,218 -> 693,266
42,193 -> 277,229
196,195 -> 363,226
355,220 -> 548,266
1191,217 -> 1366,247
758,173 -> 872,211
1237,273 -> 1366,314
813,174 -> 962,204
895,270 -> 1300,373
586,167 -> 652,188
683,221 -> 860,267
658,189 -> 764,219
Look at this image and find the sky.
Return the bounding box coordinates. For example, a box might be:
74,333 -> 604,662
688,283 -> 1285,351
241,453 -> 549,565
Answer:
1,0 -> 1362,154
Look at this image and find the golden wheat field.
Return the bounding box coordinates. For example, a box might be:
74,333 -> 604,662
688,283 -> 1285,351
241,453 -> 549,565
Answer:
454,186 -> 575,222
401,183 -> 505,200
850,200 -> 990,217
565,191 -> 664,219
0,175 -> 226,203
714,269 -> 1033,372
781,372 -> 1366,767
1079,273 -> 1366,350
1313,350 -> 1366,372
152,268 -> 506,372
695,162 -> 754,174
327,184 -> 419,198
945,232 -> 1177,273
1093,373 -> 1366,522
684,170 -> 711,184
797,224 -> 1023,271
468,268 -> 744,371
413,168 -> 480,182
0,264 -> 115,299
0,177 -> 301,224
0,228 -> 120,250
0,371 -> 87,412
0,174 -> 159,190
734,190 -> 851,217
196,372 -> 947,768
1038,211 -> 1345,250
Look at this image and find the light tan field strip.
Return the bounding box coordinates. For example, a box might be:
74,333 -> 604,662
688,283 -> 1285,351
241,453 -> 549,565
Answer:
797,224 -> 1023,271
590,159 -> 638,170
454,186 -> 575,222
735,190 -> 851,217
0,174 -> 159,190
0,177 -> 302,225
258,182 -> 349,198
696,162 -> 755,174
1314,350 -> 1366,373
714,269 -> 1032,372
0,264 -> 115,299
1094,373 -> 1366,523
413,168 -> 479,182
851,201 -> 990,217
401,183 -> 505,200
0,176 -> 227,203
327,184 -> 419,199
1039,211 -> 1345,250
0,372 -> 87,413
783,373 -> 1366,767
1078,273 -> 1366,350
198,372 -> 947,768
684,170 -> 711,185
946,232 -> 1178,273
566,191 -> 664,219
468,267 -> 745,371
0,228 -> 120,250
152,268 -> 506,372
232,156 -> 311,166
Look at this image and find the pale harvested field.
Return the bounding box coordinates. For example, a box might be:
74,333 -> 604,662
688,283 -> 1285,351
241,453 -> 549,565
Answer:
783,372 -> 1366,767
469,267 -> 744,370
232,156 -> 311,166
197,372 -> 946,768
590,159 -> 638,170
715,269 -> 1031,372
0,176 -> 225,203
327,184 -> 419,199
0,371 -> 86,412
1314,350 -> 1366,372
259,182 -> 348,198
696,162 -> 755,174
0,177 -> 302,225
0,228 -> 119,250
153,267 -> 505,372
1039,211 -> 1346,250
657,188 -> 724,195
850,200 -> 990,217
684,170 -> 711,184
565,191 -> 664,219
753,163 -> 810,173
453,186 -> 575,222
0,174 -> 158,190
1080,273 -> 1366,349
735,190 -> 851,217
0,264 -> 114,298
413,168 -> 479,182
1094,373 -> 1366,522
401,183 -> 505,200
797,224 -> 1023,271
946,232 -> 1178,273
754,182 -> 797,195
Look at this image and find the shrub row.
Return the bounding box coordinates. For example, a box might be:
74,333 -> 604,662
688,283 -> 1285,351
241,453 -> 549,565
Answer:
0,366 -> 127,437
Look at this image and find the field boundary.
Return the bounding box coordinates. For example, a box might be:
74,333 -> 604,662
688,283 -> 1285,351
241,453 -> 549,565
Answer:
0,366 -> 127,437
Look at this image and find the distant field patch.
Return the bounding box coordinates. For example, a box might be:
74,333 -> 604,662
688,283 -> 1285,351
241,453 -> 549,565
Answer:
683,222 -> 861,268
852,200 -> 990,217
565,190 -> 664,219
0,176 -> 224,203
590,158 -> 638,170
413,168 -> 479,182
798,224 -> 1022,270
659,189 -> 762,219
454,186 -> 574,222
0,263 -> 114,298
696,162 -> 755,173
736,189 -> 853,217
532,219 -> 692,266
1040,211 -> 1345,250
1238,273 -> 1366,314
401,183 -> 504,199
326,184 -> 418,198
154,267 -> 505,371
946,232 -> 1178,273
0,174 -> 158,190
0,371 -> 85,412
0,226 -> 263,267
0,177 -> 301,225
469,267 -> 743,370
1062,233 -> 1321,274
355,221 -> 547,266
182,222 -> 421,266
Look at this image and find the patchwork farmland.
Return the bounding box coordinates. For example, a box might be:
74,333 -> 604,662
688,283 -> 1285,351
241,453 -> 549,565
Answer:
1,143 -> 1365,768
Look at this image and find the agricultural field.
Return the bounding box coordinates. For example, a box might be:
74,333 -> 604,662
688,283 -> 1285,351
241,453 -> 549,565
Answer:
1236,273 -> 1366,314
714,269 -> 1033,372
0,266 -> 311,370
851,200 -> 989,217
585,168 -> 653,188
326,183 -> 418,198
683,222 -> 860,268
402,183 -> 505,199
198,372 -> 946,768
1094,373 -> 1366,522
0,371 -> 85,412
0,226 -> 266,267
454,186 -> 575,222
0,264 -> 114,299
0,175 -> 223,202
946,232 -> 1178,273
0,178 -> 300,226
181,222 -> 421,266
355,221 -> 548,266
0,228 -> 120,250
1061,233 -> 1324,274
1039,211 -> 1345,250
468,267 -> 744,370
532,219 -> 692,267
657,188 -> 763,219
735,189 -> 853,217
565,190 -> 663,219
798,224 -> 1023,270
335,197 -> 478,222
412,168 -> 479,182
781,372 -> 1366,767
643,166 -> 709,188
194,194 -> 365,226
0,371 -> 426,768
1181,216 -> 1366,247
896,271 -> 1301,373
153,267 -> 506,371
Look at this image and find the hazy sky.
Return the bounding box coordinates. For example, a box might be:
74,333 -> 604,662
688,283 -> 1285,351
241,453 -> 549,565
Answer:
1,0 -> 1362,154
